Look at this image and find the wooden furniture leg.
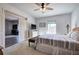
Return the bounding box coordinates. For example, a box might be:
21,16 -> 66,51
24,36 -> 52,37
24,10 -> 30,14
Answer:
29,41 -> 30,47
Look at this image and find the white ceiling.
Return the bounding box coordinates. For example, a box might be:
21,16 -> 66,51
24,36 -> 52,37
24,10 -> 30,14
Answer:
9,3 -> 79,18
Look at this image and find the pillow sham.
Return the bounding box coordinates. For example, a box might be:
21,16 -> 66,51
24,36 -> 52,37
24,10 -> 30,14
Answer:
70,31 -> 79,41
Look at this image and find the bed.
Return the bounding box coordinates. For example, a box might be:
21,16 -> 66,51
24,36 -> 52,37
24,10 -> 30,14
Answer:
33,27 -> 79,55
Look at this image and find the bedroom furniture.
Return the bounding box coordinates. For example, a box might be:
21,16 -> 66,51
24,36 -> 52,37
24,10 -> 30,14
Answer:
72,27 -> 79,32
36,36 -> 79,55
28,29 -> 38,39
28,38 -> 35,47
36,27 -> 79,55
28,36 -> 38,49
28,27 -> 79,55
0,46 -> 3,55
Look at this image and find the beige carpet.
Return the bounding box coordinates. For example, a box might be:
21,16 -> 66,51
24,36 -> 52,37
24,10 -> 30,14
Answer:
4,40 -> 46,55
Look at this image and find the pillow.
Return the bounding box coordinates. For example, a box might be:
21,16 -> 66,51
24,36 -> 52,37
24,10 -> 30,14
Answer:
70,31 -> 79,41
72,27 -> 79,32
67,27 -> 79,40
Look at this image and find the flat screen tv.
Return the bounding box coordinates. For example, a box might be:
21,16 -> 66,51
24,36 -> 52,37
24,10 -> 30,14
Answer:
12,24 -> 18,29
31,24 -> 36,29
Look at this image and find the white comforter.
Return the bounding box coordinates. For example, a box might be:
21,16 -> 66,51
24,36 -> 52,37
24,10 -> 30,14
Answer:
39,34 -> 79,43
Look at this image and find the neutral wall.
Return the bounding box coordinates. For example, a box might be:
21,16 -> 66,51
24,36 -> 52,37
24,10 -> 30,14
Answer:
35,13 -> 71,35
0,8 -> 5,47
71,7 -> 79,29
18,17 -> 27,42
0,4 -> 35,24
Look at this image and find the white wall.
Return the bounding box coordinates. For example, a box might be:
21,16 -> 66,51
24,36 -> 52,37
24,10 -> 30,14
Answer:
35,13 -> 71,35
0,4 -> 35,24
71,7 -> 79,29
0,8 -> 5,47
0,4 -> 35,48
18,17 -> 27,42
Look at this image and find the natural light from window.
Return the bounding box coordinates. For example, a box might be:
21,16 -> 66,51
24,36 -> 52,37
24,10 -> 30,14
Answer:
47,23 -> 56,34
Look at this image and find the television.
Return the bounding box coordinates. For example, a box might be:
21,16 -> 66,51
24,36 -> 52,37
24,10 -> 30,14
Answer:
31,24 -> 36,29
11,24 -> 18,35
12,24 -> 18,29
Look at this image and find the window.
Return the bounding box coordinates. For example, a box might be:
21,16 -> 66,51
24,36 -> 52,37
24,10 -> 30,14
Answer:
47,22 -> 56,34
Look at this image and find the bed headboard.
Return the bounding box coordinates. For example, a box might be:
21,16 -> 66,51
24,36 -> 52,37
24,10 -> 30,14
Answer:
72,27 -> 79,32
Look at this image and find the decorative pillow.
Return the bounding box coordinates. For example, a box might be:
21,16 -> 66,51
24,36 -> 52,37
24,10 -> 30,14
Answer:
70,31 -> 79,41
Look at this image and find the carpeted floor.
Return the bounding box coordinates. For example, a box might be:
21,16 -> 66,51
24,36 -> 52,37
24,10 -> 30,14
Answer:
4,40 -> 46,55
5,37 -> 18,48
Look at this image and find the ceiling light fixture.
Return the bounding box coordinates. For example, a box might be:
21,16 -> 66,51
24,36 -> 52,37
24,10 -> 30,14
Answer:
34,3 -> 53,13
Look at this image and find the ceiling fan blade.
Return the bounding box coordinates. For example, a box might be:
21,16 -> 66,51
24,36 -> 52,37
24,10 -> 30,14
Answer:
34,9 -> 39,11
46,7 -> 53,10
35,3 -> 41,6
46,3 -> 50,6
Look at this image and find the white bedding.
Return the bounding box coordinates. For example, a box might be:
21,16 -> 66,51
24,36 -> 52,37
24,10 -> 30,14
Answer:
39,34 -> 79,43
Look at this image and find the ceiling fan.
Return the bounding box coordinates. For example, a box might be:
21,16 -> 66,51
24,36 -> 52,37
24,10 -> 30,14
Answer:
34,3 -> 53,13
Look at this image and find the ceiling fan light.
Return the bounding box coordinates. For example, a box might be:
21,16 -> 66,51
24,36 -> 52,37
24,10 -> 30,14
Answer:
34,3 -> 52,13
40,8 -> 42,11
43,8 -> 46,11
40,8 -> 46,12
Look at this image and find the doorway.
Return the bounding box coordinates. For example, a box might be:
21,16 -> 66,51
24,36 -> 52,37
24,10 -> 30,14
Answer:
5,11 -> 19,48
